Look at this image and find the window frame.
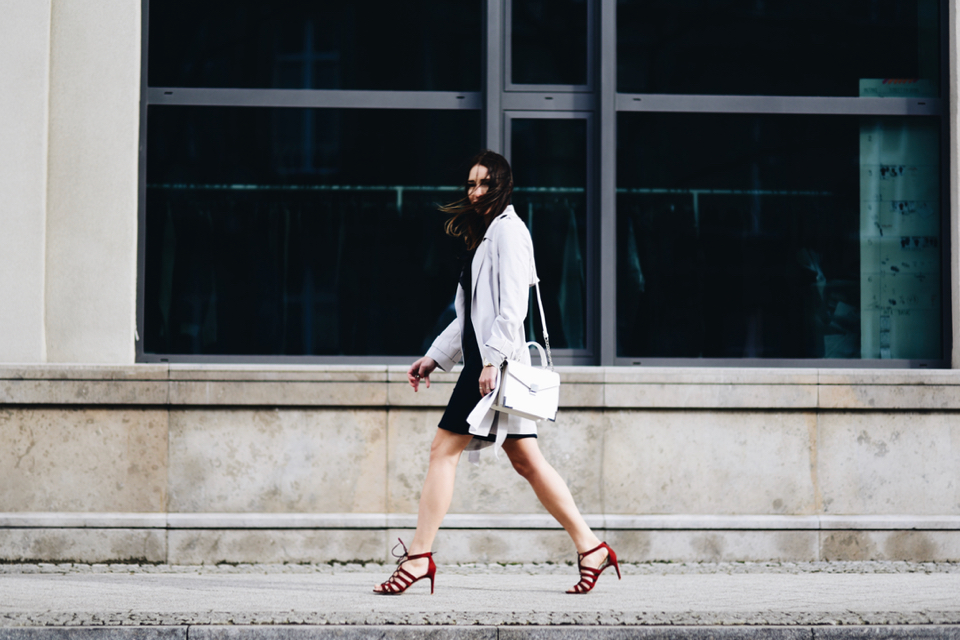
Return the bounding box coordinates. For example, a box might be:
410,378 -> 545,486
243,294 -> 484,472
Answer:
137,0 -> 484,365
504,109 -> 597,365
137,0 -> 952,368
503,0 -> 596,94
606,0 -> 951,368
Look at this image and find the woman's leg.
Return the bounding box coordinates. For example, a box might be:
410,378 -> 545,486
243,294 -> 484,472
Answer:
501,437 -> 607,569
374,428 -> 473,591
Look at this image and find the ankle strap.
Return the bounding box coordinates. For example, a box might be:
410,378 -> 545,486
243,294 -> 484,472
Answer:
577,541 -> 608,560
390,538 -> 434,563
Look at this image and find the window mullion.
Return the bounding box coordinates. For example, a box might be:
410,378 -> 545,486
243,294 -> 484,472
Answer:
483,0 -> 505,151
598,0 -> 617,365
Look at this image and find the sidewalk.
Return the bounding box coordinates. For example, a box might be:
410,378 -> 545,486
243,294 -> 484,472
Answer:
1,562 -> 959,638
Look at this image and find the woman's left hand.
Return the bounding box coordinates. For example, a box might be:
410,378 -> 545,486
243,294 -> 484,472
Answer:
478,364 -> 498,396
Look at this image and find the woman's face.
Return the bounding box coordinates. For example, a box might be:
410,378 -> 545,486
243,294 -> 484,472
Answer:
467,164 -> 490,205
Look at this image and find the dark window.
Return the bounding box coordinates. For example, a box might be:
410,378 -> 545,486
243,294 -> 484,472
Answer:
617,113 -> 941,360
511,117 -> 589,350
140,0 -> 948,365
618,0 -> 940,97
512,0 -> 588,86
144,106 -> 480,356
149,1 -> 482,91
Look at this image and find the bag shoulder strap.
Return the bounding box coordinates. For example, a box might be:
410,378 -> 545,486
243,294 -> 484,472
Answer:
533,281 -> 553,371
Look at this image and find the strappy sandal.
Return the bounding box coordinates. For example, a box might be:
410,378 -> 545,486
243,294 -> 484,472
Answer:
373,538 -> 436,595
566,541 -> 621,594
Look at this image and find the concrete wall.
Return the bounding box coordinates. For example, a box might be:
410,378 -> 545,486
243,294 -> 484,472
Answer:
0,1 -> 51,362
0,0 -> 139,365
44,0 -> 140,363
1,365 -> 959,564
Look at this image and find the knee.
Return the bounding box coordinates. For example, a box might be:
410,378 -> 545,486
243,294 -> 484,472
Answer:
510,452 -> 537,479
429,436 -> 461,467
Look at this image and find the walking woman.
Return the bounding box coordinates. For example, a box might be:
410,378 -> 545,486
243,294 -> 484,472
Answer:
373,150 -> 619,595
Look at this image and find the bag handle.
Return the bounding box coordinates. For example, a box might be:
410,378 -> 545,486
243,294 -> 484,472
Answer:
525,341 -> 549,369
533,281 -> 553,371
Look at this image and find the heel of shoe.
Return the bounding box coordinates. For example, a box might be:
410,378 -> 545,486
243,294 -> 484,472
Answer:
607,544 -> 622,580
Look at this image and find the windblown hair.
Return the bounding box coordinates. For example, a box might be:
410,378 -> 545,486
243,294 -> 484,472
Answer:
440,150 -> 514,251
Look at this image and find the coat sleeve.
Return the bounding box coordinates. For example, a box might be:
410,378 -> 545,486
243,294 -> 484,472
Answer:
426,317 -> 462,372
482,218 -> 533,367
426,284 -> 463,371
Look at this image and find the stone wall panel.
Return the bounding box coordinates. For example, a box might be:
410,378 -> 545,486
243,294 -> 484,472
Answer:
167,409 -> 386,513
818,412 -> 960,515
602,410 -> 819,515
821,530 -> 960,562
0,528 -> 165,563
0,408 -> 167,512
605,529 -> 819,563
168,529 -> 384,564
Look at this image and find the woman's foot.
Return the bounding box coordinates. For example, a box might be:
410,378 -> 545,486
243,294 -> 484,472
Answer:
567,541 -> 621,594
373,539 -> 436,595
372,556 -> 431,593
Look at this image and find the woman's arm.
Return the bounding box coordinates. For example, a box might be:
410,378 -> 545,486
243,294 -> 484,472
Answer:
482,218 -> 534,367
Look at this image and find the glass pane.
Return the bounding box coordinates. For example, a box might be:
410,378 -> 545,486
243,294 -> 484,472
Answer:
511,118 -> 589,350
618,0 -> 940,97
617,113 -> 942,360
145,106 -> 480,356
149,1 -> 481,91
512,0 -> 588,85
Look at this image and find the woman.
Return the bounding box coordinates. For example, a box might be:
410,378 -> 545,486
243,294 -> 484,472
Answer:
373,150 -> 619,596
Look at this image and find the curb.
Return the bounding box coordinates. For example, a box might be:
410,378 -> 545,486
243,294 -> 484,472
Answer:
2,627 -> 960,640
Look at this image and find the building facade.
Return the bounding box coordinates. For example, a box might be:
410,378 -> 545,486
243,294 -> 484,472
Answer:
1,1 -> 959,563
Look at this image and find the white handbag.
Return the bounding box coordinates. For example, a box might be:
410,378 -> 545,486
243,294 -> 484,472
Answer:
492,282 -> 560,422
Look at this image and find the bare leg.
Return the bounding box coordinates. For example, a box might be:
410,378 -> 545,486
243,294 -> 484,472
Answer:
501,437 -> 608,569
373,429 -> 473,592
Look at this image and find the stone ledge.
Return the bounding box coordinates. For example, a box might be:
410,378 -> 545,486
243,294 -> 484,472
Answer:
0,514 -> 167,528
2,526 -> 959,563
3,513 -> 959,531
0,365 -> 169,380
3,365 -> 960,409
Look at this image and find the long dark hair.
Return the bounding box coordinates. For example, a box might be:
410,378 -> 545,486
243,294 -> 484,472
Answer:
440,150 -> 514,251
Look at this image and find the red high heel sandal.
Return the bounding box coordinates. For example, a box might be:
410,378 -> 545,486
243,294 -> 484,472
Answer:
373,538 -> 436,595
566,541 -> 621,594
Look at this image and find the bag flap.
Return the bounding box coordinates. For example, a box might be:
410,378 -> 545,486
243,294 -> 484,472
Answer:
504,362 -> 560,393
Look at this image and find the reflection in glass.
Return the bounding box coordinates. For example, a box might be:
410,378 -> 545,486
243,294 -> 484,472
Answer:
618,0 -> 940,97
148,1 -> 481,91
511,118 -> 588,349
617,113 -> 941,360
512,0 -> 588,85
145,106 -> 480,356
859,119 -> 941,359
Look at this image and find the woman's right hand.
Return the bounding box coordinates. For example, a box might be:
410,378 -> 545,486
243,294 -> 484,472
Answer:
407,356 -> 438,392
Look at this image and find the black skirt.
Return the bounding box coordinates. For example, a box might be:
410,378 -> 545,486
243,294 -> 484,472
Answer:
437,248 -> 535,441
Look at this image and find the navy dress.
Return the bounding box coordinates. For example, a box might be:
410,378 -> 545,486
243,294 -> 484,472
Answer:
437,248 -> 535,442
